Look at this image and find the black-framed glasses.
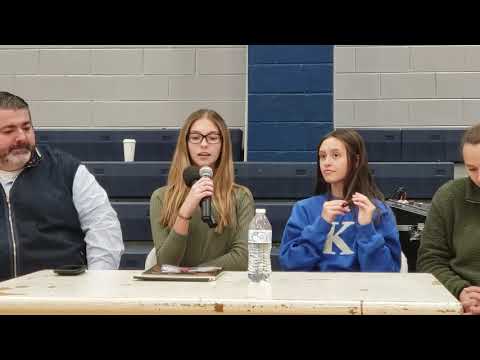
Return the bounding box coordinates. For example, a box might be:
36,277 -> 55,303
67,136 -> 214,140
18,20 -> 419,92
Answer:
187,132 -> 222,144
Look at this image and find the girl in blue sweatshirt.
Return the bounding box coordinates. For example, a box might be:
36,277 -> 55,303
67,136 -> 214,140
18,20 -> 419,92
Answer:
279,129 -> 401,272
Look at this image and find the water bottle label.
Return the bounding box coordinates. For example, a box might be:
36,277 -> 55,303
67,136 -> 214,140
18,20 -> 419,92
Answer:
248,230 -> 272,244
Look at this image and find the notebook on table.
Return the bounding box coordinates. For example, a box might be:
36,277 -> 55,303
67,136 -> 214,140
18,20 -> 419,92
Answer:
133,264 -> 224,282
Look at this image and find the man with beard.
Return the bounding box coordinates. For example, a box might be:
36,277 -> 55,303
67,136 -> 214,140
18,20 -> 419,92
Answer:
0,91 -> 124,281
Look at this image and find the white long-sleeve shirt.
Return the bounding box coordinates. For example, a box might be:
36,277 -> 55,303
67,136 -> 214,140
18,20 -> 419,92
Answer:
0,164 -> 124,270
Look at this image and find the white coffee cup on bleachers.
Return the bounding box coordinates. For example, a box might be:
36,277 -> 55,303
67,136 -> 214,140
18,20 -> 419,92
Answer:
123,139 -> 136,162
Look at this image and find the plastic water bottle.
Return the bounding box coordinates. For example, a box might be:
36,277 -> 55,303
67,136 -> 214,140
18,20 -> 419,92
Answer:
248,208 -> 272,283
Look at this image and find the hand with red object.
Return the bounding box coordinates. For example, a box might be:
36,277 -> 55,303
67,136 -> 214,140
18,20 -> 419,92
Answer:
351,192 -> 376,225
321,200 -> 351,224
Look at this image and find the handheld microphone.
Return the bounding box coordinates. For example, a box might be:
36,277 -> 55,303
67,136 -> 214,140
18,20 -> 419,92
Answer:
182,166 -> 217,228
198,166 -> 217,228
183,166 -> 200,187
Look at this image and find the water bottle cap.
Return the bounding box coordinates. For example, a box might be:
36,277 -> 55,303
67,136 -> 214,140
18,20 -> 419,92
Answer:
255,208 -> 266,214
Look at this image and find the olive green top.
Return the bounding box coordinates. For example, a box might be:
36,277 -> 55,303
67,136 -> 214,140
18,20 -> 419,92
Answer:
417,177 -> 480,298
150,185 -> 255,271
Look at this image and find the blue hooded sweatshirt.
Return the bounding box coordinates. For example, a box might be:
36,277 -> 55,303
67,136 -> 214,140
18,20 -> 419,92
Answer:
279,195 -> 401,272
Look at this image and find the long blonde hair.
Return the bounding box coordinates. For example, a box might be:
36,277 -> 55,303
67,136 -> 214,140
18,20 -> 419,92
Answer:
160,109 -> 238,233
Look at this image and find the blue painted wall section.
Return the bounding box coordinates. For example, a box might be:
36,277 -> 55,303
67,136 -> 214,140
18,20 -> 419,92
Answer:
248,45 -> 334,162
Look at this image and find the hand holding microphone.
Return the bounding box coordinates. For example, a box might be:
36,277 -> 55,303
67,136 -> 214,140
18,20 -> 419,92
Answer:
198,166 -> 217,228
180,166 -> 217,228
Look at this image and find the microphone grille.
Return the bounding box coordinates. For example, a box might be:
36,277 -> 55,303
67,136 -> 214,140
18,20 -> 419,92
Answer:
199,166 -> 213,178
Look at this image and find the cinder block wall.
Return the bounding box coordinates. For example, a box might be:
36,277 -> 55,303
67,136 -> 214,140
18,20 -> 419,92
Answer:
247,45 -> 334,162
3,44 -> 478,151
335,45 -> 480,128
0,45 -> 246,129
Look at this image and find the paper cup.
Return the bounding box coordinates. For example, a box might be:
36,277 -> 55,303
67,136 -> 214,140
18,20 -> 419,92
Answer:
123,139 -> 136,162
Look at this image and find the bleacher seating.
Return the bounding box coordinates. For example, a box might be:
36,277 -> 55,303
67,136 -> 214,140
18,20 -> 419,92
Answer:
444,129 -> 465,162
85,161 -> 453,200
36,129 -> 244,161
37,127 -> 464,163
37,127 -> 461,272
342,127 -> 467,162
355,129 -> 402,162
369,162 -> 454,199
232,127 -> 467,163
402,129 -> 447,162
39,127 -> 465,165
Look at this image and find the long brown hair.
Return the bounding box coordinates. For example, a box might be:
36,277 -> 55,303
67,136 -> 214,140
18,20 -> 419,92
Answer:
315,128 -> 384,203
160,109 -> 240,233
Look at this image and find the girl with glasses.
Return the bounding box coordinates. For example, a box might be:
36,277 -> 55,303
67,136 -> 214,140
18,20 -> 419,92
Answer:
149,109 -> 254,270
